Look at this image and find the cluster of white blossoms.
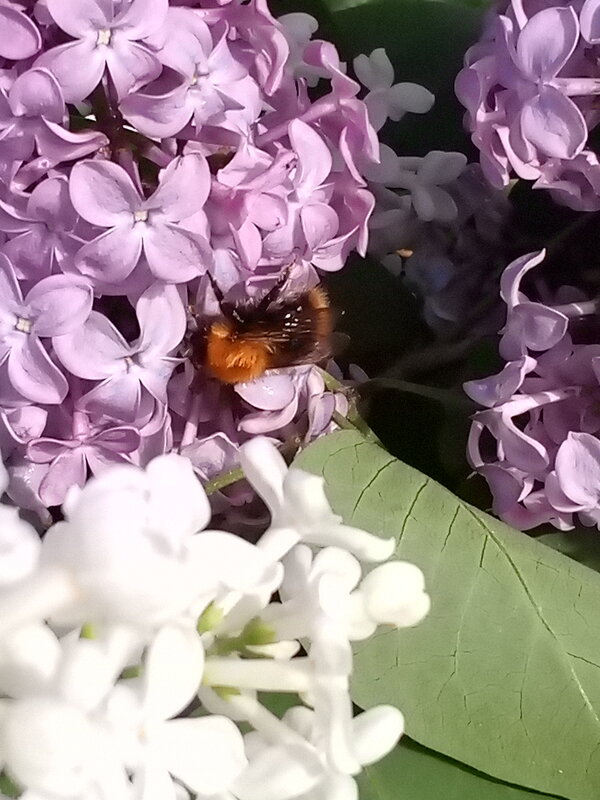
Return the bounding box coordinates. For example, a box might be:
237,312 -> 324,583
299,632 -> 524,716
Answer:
0,437 -> 430,800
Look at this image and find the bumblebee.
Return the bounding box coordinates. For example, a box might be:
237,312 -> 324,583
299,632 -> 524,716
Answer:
188,272 -> 334,385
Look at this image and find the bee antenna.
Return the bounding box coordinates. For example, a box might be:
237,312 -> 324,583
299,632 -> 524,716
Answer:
205,270 -> 226,307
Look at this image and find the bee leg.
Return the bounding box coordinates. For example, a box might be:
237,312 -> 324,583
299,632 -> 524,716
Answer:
255,263 -> 294,313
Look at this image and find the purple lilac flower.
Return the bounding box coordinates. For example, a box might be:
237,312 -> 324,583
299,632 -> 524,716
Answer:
466,249 -> 600,531
27,416 -> 140,506
0,176 -> 82,280
36,0 -> 168,102
370,163 -> 512,338
0,253 -> 92,404
0,0 -> 401,514
0,68 -> 107,181
53,282 -> 185,426
456,0 -> 600,209
120,7 -> 261,139
69,154 -> 212,283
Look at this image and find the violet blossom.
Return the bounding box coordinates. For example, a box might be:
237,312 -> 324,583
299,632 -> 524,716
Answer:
0,175 -> 82,280
0,253 -> 92,405
466,249 -> 600,531
0,67 -> 107,181
69,154 -> 212,284
121,7 -> 262,139
36,0 -> 168,102
53,282 -> 185,426
456,0 -> 600,209
0,0 -> 439,517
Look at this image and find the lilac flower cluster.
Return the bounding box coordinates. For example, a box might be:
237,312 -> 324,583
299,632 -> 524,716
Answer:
0,439 -> 430,800
0,0 -> 383,514
456,0 -> 600,210
372,163 -> 512,337
348,52 -> 514,338
465,249 -> 600,531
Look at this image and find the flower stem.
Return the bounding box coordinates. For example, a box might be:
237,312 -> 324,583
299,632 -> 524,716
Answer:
360,377 -> 478,411
204,466 -> 245,496
180,394 -> 201,450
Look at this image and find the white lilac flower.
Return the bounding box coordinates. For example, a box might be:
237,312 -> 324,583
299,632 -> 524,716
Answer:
239,437 -> 396,563
0,438 -> 430,800
364,144 -> 468,223
353,48 -> 434,131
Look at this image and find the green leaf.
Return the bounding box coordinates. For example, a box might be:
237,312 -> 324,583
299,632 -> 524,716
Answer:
295,431 -> 600,800
359,738 -> 561,800
539,530 -> 600,574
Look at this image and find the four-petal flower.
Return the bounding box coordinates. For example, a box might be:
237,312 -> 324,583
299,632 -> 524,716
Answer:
69,155 -> 212,283
0,253 -> 92,404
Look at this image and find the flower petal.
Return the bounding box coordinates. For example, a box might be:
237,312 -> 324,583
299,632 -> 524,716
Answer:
499,250 -> 546,309
28,176 -> 77,229
520,87 -> 587,160
143,625 -> 205,724
239,437 -> 286,518
36,39 -> 106,104
35,120 -> 108,164
9,69 -> 64,122
70,160 -> 140,227
288,119 -> 332,197
464,356 -> 537,407
136,282 -> 186,357
235,373 -> 296,411
148,154 -> 211,221
419,150 -> 467,185
0,252 -> 24,306
233,742 -> 322,800
301,203 -> 339,251
120,73 -> 191,139
352,706 -> 405,766
144,452 -> 211,543
46,0 -> 111,37
28,275 -> 93,337
105,38 -> 162,100
555,431 -> 600,506
2,229 -> 52,281
75,226 -> 142,282
39,449 -> 87,507
0,7 -> 41,60
8,338 -> 68,404
80,375 -> 141,421
143,223 -> 210,283
353,49 -> 393,91
154,717 -> 247,795
114,0 -> 168,39
52,310 -> 128,379
188,531 -> 277,592
515,6 -> 579,80
92,426 -> 140,454
581,0 -> 600,44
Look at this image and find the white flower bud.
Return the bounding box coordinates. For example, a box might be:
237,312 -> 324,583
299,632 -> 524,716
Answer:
358,561 -> 430,628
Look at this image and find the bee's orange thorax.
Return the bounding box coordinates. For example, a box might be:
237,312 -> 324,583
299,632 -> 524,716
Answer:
206,321 -> 271,384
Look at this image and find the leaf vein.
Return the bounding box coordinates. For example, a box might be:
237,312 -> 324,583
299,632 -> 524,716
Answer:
465,505 -> 600,729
